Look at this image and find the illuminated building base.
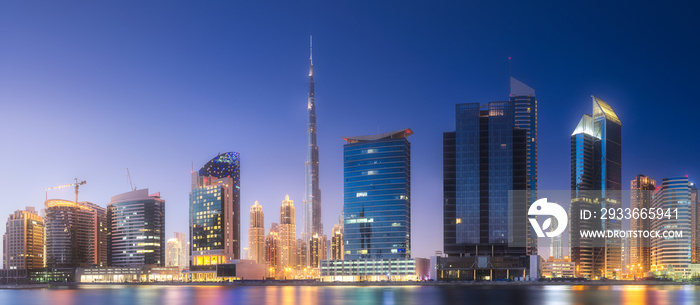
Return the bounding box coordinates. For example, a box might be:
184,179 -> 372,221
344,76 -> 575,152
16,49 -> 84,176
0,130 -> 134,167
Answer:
77,266 -> 180,283
184,259 -> 266,282
320,258 -> 429,282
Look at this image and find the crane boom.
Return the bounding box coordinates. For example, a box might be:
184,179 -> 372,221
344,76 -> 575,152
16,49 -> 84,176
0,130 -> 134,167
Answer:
45,178 -> 87,203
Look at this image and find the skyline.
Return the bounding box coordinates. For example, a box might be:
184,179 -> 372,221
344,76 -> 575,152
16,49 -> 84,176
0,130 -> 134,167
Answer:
1,1 -> 700,264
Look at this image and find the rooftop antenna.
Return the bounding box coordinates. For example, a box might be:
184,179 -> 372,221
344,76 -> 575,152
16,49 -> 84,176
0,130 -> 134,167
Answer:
508,56 -> 512,78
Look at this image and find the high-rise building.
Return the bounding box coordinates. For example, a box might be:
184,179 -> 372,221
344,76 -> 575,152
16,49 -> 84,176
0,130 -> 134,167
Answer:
510,77 -> 539,255
343,129 -> 413,260
549,217 -> 563,260
331,223 -> 344,260
107,189 -> 165,266
651,177 -> 692,278
45,200 -> 107,268
166,237 -> 183,268
189,152 -> 241,277
630,175 -> 656,275
441,96 -> 531,280
303,36 -> 323,243
309,233 -> 323,268
248,201 -> 265,265
265,223 -> 280,276
570,96 -> 622,279
691,183 -> 700,263
3,207 -> 44,270
279,195 -> 297,269
174,232 -> 188,270
296,239 -> 307,269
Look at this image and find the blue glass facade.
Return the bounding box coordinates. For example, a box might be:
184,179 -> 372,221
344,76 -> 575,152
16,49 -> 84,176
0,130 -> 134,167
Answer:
569,96 -> 622,279
343,129 -> 412,260
443,101 -> 528,258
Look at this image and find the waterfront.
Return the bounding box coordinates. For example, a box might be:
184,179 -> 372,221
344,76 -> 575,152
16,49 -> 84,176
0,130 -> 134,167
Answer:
0,285 -> 699,305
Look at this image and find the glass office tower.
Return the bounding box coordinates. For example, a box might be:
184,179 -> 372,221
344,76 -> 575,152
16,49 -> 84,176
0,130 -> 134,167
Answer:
342,129 -> 413,260
651,177 -> 692,278
189,152 -> 241,280
107,189 -> 165,266
570,96 -> 622,279
630,174 -> 656,275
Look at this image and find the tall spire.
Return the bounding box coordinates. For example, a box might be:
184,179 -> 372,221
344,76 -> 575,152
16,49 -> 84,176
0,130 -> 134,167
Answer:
303,36 -> 322,245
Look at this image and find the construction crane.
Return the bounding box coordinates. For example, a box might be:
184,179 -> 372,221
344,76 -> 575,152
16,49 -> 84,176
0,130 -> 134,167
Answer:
127,168 -> 136,191
45,178 -> 87,203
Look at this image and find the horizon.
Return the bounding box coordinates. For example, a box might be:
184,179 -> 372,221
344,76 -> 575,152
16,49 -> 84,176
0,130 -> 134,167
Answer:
1,1 -> 699,267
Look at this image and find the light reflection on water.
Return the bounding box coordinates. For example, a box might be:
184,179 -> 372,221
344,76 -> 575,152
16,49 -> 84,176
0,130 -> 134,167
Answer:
2,285 -> 700,305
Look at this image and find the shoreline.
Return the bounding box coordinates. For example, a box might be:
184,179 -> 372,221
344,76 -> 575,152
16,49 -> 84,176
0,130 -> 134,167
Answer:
2,280 -> 698,289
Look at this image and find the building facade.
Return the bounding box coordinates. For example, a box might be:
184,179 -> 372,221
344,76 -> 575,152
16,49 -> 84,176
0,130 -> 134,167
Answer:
265,223 -> 280,277
651,177 -> 692,278
569,96 -> 622,279
630,174 -> 656,275
510,77 -> 539,255
45,200 -> 107,268
3,207 -> 44,270
166,237 -> 183,268
331,223 -> 344,261
441,92 -> 532,280
691,183 -> 699,264
279,195 -> 297,269
107,189 -> 165,266
303,36 -> 323,243
342,129 -> 413,260
189,152 -> 241,280
248,201 -> 265,265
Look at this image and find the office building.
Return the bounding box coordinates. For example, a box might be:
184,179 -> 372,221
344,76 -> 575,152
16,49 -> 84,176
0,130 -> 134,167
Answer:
303,36 -> 323,243
248,201 -> 265,265
45,200 -> 107,268
569,96 -> 622,279
296,239 -> 308,269
189,152 -> 241,281
166,237 -> 183,268
510,77 -> 539,255
441,90 -> 532,280
279,195 -> 297,269
107,189 -> 165,266
630,174 -> 656,275
3,207 -> 44,270
541,257 -> 575,278
651,177 -> 692,278
331,223 -> 344,260
691,183 -> 699,264
265,223 -> 280,277
342,129 -> 413,260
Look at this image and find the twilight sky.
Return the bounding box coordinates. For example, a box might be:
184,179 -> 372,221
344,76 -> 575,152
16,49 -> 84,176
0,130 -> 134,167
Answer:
1,1 -> 699,262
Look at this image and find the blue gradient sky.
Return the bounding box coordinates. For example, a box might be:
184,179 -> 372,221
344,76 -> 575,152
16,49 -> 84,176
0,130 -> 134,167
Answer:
1,1 -> 698,262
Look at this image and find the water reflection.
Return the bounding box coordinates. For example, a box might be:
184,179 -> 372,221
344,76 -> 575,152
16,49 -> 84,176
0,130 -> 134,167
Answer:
3,285 -> 700,305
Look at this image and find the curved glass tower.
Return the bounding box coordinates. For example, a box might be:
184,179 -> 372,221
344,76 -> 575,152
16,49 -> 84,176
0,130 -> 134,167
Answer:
107,189 -> 165,266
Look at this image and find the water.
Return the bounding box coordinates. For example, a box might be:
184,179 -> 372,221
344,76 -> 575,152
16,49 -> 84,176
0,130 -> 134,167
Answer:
0,285 -> 698,305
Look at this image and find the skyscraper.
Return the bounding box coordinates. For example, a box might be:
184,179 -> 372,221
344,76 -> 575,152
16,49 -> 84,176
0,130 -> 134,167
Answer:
303,36 -> 323,243
441,97 -> 530,280
309,233 -> 322,268
630,174 -> 656,275
265,223 -> 280,276
107,189 -> 165,266
174,232 -> 188,270
248,201 -> 265,265
570,96 -> 622,279
510,77 -> 539,255
651,177 -> 692,278
3,207 -> 44,270
279,195 -> 297,269
296,239 -> 308,269
691,183 -> 700,264
45,200 -> 107,268
342,129 -> 413,260
166,237 -> 183,268
331,223 -> 344,260
189,152 -> 241,280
